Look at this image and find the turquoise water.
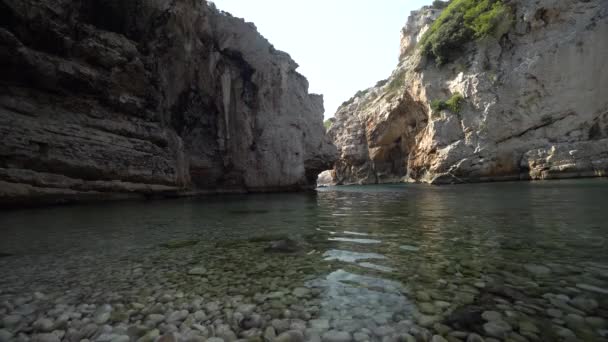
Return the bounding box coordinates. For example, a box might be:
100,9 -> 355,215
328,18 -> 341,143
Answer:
0,179 -> 607,341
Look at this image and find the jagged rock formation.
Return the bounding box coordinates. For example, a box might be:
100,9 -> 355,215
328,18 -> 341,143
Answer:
0,0 -> 336,206
327,0 -> 608,185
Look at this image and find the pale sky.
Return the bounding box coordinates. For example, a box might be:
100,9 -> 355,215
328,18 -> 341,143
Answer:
211,0 -> 431,119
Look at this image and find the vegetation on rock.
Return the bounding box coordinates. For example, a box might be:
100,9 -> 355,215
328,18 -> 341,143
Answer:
375,79 -> 389,88
431,93 -> 465,113
387,69 -> 406,93
341,89 -> 369,107
420,0 -> 513,65
432,0 -> 452,9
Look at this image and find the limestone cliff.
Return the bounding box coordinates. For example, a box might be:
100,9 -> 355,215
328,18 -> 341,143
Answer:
0,0 -> 337,206
327,0 -> 608,185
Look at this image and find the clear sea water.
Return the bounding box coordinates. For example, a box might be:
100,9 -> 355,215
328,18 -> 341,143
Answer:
1,179 -> 607,341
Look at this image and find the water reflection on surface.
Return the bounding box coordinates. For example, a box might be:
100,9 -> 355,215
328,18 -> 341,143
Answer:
0,180 -> 607,341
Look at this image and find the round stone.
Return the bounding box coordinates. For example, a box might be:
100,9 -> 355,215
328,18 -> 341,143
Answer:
0,329 -> 13,342
242,314 -> 263,329
410,327 -> 432,342
518,321 -> 539,333
481,311 -> 502,322
416,291 -> 431,302
309,319 -> 330,331
304,329 -> 322,342
206,338 -> 225,342
93,305 -> 112,325
434,301 -> 451,309
397,333 -> 416,342
159,294 -> 173,303
192,324 -> 209,335
433,323 -> 451,335
204,302 -> 220,312
372,326 -> 394,337
454,292 -> 475,304
33,318 -> 55,332
187,267 -> 207,276
431,335 -> 448,342
272,319 -> 291,333
275,330 -> 305,342
147,314 -> 165,324
417,315 -> 439,327
139,329 -> 160,342
419,302 -> 437,315
32,333 -> 60,342
236,304 -> 256,315
264,327 -> 277,340
289,320 -> 307,331
1,315 -> 22,328
112,336 -> 130,342
34,292 -> 47,300
322,330 -> 352,342
449,332 -> 468,339
564,314 -> 585,330
586,317 -> 607,329
507,332 -> 527,342
292,288 -> 311,298
483,321 -> 512,338
547,308 -> 563,318
556,328 -> 576,339
193,310 -> 206,321
14,304 -> 36,316
216,324 -> 237,342
523,264 -> 551,276
571,296 -> 598,312
166,310 -> 188,323
466,333 -> 485,342
353,332 -> 369,342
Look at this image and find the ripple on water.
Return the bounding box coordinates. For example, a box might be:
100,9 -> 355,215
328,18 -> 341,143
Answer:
400,245 -> 420,252
342,231 -> 370,236
358,262 -> 395,273
329,237 -> 382,244
323,249 -> 386,263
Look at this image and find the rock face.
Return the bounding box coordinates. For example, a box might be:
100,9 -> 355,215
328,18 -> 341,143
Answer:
316,170 -> 335,187
327,0 -> 608,185
0,0 -> 337,206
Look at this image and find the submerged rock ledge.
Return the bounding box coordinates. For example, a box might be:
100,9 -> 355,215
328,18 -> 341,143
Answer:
0,0 -> 337,206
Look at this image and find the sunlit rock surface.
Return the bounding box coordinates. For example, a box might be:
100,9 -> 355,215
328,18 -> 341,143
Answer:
328,0 -> 608,185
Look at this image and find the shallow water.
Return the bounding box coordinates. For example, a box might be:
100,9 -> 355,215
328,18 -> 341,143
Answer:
1,179 -> 607,341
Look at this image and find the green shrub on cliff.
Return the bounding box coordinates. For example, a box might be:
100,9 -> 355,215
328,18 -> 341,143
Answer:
431,93 -> 465,113
445,92 -> 464,112
387,69 -> 406,93
430,99 -> 445,113
341,89 -> 369,107
432,0 -> 451,9
420,0 -> 513,65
